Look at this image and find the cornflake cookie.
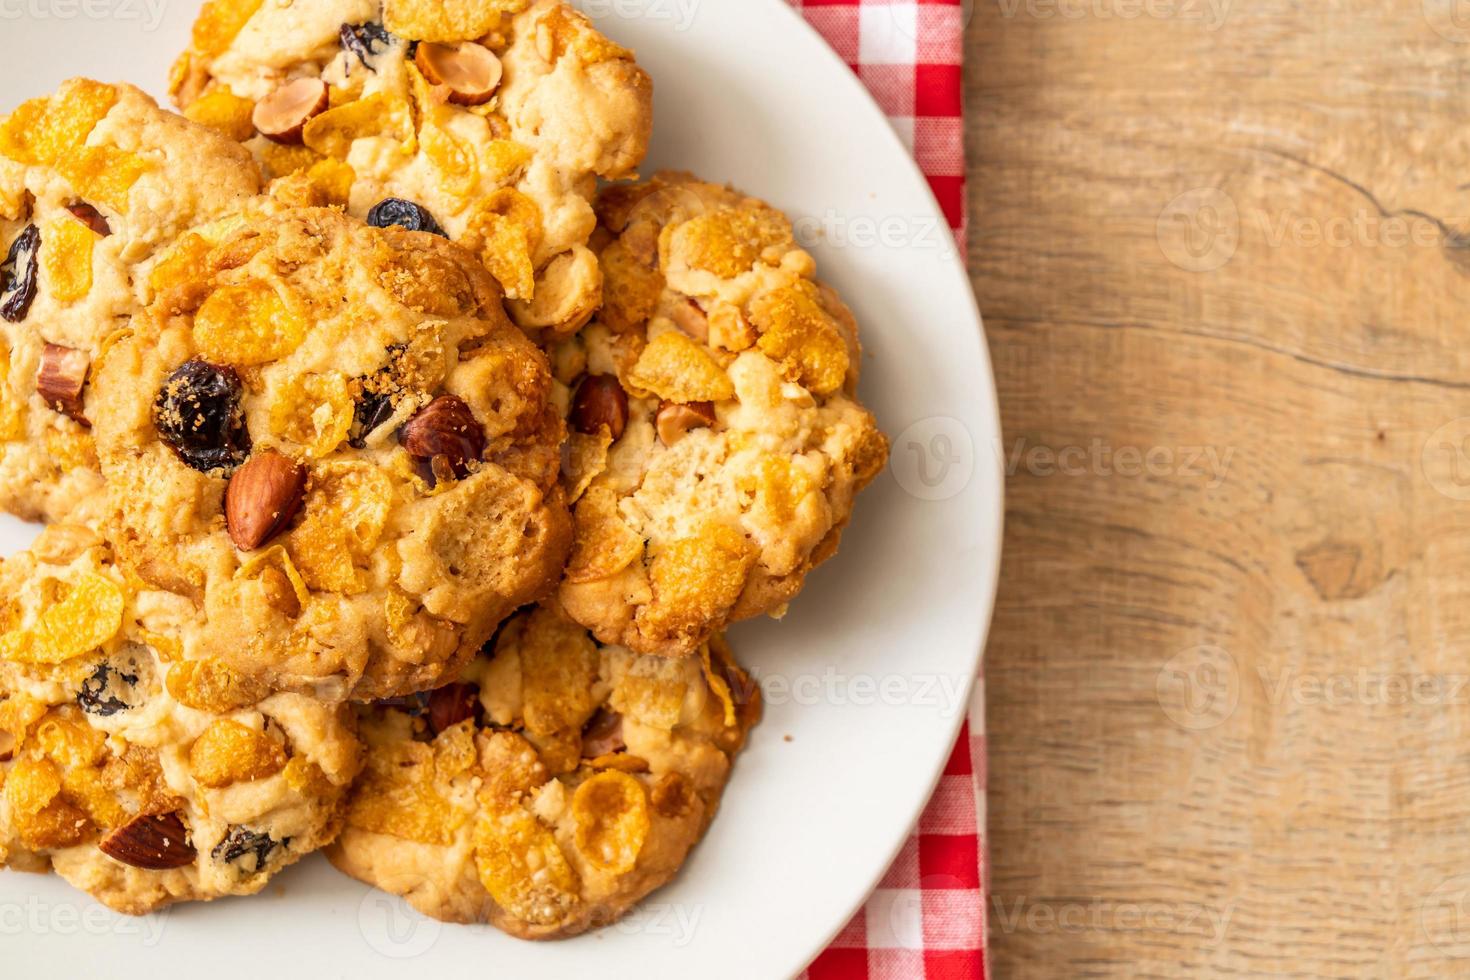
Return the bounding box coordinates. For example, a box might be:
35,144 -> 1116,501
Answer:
0,78 -> 261,522
0,523 -> 361,915
91,206 -> 571,702
171,0 -> 653,337
551,173 -> 890,658
328,601 -> 759,939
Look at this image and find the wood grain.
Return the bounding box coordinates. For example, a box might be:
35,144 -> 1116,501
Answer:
968,1 -> 1470,975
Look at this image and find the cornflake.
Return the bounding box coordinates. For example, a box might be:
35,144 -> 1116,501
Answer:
571,770 -> 650,875
0,573 -> 124,665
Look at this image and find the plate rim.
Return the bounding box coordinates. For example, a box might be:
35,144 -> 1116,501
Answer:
746,0 -> 1003,972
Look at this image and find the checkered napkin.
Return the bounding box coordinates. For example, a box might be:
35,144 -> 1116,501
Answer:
786,2 -> 985,977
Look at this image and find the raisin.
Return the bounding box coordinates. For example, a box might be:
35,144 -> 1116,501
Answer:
77,661 -> 140,716
211,826 -> 288,872
340,22 -> 395,71
0,224 -> 40,323
366,198 -> 447,237
153,359 -> 252,474
349,392 -> 395,449
349,344 -> 408,449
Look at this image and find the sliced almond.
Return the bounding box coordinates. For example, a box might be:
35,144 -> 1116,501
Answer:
669,298 -> 709,343
252,78 -> 330,145
98,811 -> 196,870
655,400 -> 716,447
65,202 -> 111,237
225,450 -> 308,551
36,343 -> 90,425
415,41 -> 503,106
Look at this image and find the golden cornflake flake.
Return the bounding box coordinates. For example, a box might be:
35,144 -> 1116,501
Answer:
0,80 -> 118,167
42,215 -> 97,303
463,189 -> 543,300
193,281 -> 308,365
474,804 -> 581,925
303,94 -> 414,160
56,146 -> 150,213
571,771 -> 649,875
184,86 -> 257,142
189,719 -> 287,788
383,0 -> 526,43
625,331 -> 734,403
287,463 -> 393,593
0,573 -> 124,665
749,280 -> 850,396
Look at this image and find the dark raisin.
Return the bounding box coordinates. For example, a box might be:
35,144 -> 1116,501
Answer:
77,661 -> 141,716
340,22 -> 395,70
0,224 -> 40,323
153,359 -> 251,474
349,344 -> 408,448
211,826 -> 288,872
350,391 -> 396,449
366,198 -> 447,237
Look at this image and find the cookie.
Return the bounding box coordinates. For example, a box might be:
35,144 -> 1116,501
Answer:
549,173 -> 890,658
0,522 -> 361,915
0,79 -> 262,522
327,600 -> 759,939
90,205 -> 571,702
170,0 -> 653,338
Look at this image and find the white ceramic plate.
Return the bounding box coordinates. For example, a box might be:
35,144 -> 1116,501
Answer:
0,1 -> 1002,975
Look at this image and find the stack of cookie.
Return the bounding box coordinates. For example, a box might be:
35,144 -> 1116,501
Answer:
0,0 -> 888,939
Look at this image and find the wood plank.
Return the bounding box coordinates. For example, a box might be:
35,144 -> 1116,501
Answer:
969,1 -> 1470,975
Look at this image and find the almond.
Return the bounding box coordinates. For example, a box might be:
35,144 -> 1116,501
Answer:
400,395 -> 486,482
415,41 -> 503,106
36,343 -> 90,424
252,78 -> 329,145
65,202 -> 111,237
655,400 -> 716,446
426,682 -> 481,735
581,707 -> 626,759
98,811 -> 196,870
225,450 -> 308,551
570,374 -> 628,441
669,298 -> 709,343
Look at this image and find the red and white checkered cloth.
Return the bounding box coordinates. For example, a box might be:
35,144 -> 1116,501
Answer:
787,2 -> 985,977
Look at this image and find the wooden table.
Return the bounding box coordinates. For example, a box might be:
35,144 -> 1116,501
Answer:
968,1 -> 1470,975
